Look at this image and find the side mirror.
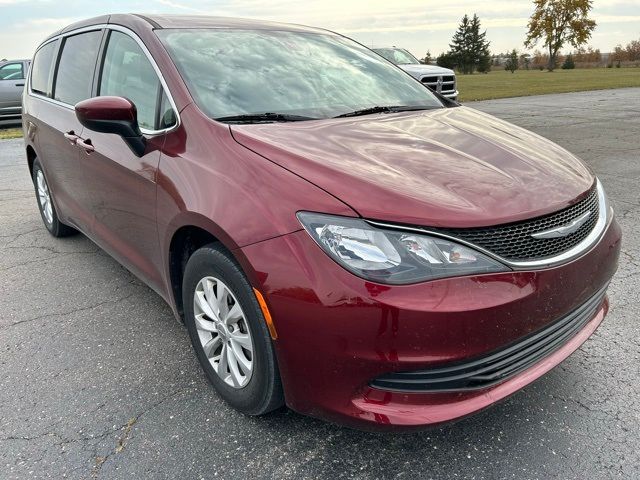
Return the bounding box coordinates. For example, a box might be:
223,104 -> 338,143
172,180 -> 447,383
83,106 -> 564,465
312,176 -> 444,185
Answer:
75,96 -> 146,156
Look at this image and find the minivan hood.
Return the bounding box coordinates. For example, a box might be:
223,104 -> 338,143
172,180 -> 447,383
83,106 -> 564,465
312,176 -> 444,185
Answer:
230,107 -> 594,228
399,64 -> 455,76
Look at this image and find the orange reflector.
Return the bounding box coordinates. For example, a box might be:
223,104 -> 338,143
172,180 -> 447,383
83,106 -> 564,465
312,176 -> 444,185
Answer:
253,288 -> 278,340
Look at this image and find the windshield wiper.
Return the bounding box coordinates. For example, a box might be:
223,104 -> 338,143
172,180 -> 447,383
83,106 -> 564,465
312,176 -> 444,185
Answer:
333,105 -> 437,118
215,112 -> 318,123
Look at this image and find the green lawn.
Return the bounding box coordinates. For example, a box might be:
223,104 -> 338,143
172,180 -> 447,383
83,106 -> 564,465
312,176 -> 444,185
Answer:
457,67 -> 640,102
0,127 -> 22,140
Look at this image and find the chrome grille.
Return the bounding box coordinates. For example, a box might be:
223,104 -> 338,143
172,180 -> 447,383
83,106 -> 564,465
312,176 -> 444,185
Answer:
420,74 -> 456,95
438,186 -> 600,261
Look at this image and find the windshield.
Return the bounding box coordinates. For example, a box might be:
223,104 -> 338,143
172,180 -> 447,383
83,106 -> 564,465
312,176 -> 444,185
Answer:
156,29 -> 443,121
373,48 -> 420,65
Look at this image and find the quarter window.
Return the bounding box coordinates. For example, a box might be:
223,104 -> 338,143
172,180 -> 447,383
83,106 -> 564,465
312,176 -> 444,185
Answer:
99,31 -> 163,130
31,41 -> 58,95
0,62 -> 24,80
54,30 -> 103,105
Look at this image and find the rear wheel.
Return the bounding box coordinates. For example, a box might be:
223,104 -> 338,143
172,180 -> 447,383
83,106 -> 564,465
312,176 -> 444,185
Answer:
32,158 -> 76,237
183,243 -> 284,415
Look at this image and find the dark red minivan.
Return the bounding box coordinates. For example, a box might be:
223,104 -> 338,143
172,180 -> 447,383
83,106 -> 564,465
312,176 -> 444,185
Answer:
23,14 -> 621,431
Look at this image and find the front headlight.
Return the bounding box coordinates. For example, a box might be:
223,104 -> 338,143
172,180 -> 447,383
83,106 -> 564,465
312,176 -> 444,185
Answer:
297,212 -> 509,285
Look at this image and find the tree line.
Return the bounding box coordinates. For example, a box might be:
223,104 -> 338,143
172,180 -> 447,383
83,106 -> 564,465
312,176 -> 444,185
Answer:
431,0 -> 631,73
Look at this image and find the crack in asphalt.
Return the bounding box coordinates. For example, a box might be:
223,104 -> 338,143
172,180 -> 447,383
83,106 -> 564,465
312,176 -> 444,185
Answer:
0,293 -> 138,331
90,388 -> 189,479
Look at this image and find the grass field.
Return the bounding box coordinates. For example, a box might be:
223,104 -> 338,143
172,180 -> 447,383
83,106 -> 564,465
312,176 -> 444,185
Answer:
0,127 -> 22,140
457,67 -> 640,102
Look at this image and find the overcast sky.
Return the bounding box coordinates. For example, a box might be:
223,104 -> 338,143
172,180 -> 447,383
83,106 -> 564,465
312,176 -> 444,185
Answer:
1,0 -> 639,60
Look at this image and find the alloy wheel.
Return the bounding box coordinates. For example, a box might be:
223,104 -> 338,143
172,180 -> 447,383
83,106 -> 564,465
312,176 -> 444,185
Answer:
36,170 -> 53,225
193,276 -> 254,388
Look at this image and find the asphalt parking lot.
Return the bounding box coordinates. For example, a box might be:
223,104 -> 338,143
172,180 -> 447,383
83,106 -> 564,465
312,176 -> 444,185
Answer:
1,88 -> 639,480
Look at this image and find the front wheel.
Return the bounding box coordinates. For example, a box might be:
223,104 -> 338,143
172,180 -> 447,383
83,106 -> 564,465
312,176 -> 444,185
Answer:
182,243 -> 284,415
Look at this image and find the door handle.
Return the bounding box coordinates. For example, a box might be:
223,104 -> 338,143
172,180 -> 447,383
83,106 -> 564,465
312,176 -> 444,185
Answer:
77,138 -> 95,154
64,130 -> 79,144
15,83 -> 25,87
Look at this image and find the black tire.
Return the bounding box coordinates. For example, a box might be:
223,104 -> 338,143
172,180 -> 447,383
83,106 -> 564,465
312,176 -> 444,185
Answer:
183,243 -> 284,415
32,158 -> 76,237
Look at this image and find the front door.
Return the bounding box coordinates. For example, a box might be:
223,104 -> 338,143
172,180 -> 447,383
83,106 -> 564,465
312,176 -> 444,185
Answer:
76,29 -> 177,293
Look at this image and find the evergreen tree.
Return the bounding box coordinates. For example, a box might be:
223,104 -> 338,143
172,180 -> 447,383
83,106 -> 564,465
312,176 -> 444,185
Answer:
561,54 -> 575,69
436,51 -> 457,69
505,49 -> 519,73
448,14 -> 491,74
470,14 -> 491,73
449,15 -> 473,74
477,53 -> 492,73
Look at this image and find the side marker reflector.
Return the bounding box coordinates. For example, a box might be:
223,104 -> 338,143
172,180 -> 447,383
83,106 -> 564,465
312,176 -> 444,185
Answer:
253,288 -> 278,340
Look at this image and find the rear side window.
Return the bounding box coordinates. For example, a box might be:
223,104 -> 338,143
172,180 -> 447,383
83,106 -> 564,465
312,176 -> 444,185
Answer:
31,41 -> 58,95
99,31 -> 161,130
0,62 -> 24,80
54,30 -> 102,105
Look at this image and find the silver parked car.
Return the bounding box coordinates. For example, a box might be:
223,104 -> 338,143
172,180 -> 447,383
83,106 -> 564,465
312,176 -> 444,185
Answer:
373,47 -> 458,100
0,59 -> 30,120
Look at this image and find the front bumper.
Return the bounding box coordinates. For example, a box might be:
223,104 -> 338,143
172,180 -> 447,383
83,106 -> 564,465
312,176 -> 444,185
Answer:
239,217 -> 621,431
442,90 -> 459,100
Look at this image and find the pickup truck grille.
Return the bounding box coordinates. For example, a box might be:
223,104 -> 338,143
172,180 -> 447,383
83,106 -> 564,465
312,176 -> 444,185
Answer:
421,75 -> 456,96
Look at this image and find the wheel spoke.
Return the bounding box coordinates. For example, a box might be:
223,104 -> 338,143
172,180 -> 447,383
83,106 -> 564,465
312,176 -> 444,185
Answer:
230,341 -> 252,373
226,344 -> 242,387
204,278 -> 216,307
218,343 -> 229,378
224,302 -> 242,324
194,315 -> 217,333
202,335 -> 221,358
195,291 -> 218,321
216,284 -> 229,318
230,331 -> 252,349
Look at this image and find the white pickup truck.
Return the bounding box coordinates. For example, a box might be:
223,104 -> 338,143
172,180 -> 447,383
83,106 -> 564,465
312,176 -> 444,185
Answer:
372,47 -> 458,100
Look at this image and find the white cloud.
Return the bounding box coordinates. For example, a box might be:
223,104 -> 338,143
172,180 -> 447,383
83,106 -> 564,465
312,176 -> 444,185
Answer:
1,0 -> 638,58
154,0 -> 202,12
0,16 -> 80,58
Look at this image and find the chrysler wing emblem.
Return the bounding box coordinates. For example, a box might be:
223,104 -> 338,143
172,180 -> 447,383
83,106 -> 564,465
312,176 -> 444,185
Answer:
531,211 -> 592,239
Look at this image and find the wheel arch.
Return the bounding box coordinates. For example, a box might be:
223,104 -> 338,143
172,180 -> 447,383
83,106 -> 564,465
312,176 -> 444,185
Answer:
165,213 -> 258,322
26,144 -> 37,177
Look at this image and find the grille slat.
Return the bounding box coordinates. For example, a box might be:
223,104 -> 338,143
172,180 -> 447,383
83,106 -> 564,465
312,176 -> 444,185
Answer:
370,284 -> 608,392
438,186 -> 599,261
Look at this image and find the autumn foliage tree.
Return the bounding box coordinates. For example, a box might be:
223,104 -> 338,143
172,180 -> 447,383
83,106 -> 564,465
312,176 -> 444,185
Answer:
625,39 -> 640,61
524,0 -> 596,71
573,46 -> 601,63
